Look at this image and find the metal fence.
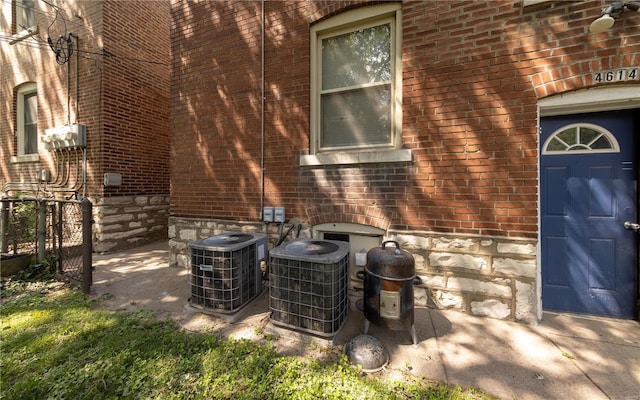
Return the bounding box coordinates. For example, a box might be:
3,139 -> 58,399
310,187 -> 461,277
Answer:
1,197 -> 92,293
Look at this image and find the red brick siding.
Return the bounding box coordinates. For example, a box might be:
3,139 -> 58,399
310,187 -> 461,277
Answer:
170,0 -> 640,239
102,0 -> 170,197
1,0 -> 85,189
2,1 -> 169,199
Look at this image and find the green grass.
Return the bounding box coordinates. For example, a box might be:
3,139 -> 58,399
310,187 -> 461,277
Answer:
0,279 -> 494,400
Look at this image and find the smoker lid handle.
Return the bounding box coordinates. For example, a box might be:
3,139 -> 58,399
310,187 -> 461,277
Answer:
381,240 -> 401,252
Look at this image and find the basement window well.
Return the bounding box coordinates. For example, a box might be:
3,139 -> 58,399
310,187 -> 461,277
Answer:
313,223 -> 384,283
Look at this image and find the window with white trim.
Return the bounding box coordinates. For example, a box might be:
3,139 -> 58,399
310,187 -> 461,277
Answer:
305,4 -> 407,165
16,83 -> 38,156
542,123 -> 620,155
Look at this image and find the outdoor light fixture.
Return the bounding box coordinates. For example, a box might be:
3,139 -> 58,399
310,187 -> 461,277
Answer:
589,1 -> 640,33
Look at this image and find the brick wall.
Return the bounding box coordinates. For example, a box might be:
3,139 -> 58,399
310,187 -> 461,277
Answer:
2,0 -> 170,252
101,0 -> 170,197
169,0 -> 638,321
1,1 -> 103,190
171,0 -> 640,239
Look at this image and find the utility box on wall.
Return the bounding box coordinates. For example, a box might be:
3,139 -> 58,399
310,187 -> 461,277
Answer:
104,173 -> 122,187
42,124 -> 87,149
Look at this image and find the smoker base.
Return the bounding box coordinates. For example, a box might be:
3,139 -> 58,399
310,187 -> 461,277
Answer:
363,318 -> 418,347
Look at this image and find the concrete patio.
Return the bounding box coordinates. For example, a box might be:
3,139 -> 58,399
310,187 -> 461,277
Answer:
91,240 -> 640,400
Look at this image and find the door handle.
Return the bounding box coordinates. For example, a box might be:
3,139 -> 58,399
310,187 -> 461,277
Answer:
624,221 -> 640,231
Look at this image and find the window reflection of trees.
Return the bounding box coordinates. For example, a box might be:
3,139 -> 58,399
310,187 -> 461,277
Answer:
320,23 -> 392,148
321,23 -> 391,90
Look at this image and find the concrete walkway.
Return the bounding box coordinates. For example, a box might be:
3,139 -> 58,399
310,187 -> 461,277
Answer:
91,240 -> 640,400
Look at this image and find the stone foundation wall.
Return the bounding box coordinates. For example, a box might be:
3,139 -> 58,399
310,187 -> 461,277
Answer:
169,217 -> 538,322
168,217 -> 281,268
93,195 -> 169,253
390,233 -> 537,322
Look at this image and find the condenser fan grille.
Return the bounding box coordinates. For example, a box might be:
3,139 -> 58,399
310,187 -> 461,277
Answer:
189,233 -> 267,314
284,240 -> 339,255
202,233 -> 254,246
269,239 -> 349,337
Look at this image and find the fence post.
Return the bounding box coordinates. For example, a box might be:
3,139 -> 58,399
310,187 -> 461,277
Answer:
0,201 -> 8,253
56,203 -> 63,274
37,200 -> 47,263
81,198 -> 93,294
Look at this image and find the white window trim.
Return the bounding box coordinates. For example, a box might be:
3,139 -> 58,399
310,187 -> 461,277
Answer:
304,3 -> 408,166
11,82 -> 39,162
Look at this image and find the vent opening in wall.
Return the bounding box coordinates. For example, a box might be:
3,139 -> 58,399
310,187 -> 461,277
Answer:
269,239 -> 350,338
189,233 -> 267,317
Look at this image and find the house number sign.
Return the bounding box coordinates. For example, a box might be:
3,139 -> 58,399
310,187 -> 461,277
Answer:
593,68 -> 638,83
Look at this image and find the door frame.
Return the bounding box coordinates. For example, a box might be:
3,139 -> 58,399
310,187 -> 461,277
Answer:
536,84 -> 640,320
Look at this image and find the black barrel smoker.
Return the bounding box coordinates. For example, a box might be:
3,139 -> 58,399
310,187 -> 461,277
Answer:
361,240 -> 418,345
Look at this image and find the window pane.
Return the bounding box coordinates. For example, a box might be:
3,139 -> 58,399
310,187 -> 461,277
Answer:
322,23 -> 391,90
546,137 -> 567,151
24,92 -> 37,123
578,127 -> 599,145
19,0 -> 36,28
321,85 -> 391,148
556,128 -> 577,146
24,92 -> 37,154
24,123 -> 37,154
591,136 -> 613,149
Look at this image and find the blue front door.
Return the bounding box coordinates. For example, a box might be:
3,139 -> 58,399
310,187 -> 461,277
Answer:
541,110 -> 638,319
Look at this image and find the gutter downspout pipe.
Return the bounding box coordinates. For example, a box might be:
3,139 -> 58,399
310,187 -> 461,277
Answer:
260,0 -> 265,226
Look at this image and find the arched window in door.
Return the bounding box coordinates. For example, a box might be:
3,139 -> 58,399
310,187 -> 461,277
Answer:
542,123 -> 620,155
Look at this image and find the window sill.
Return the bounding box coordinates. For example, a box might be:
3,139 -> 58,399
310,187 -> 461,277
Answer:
10,154 -> 40,163
9,26 -> 39,44
299,149 -> 412,166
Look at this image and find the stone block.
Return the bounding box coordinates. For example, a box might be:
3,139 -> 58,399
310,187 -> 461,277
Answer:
150,195 -> 167,205
179,229 -> 197,241
123,207 -> 143,213
150,225 -> 166,232
431,237 -> 477,251
101,196 -> 134,206
392,234 -> 429,249
446,277 -> 511,297
102,228 -> 146,241
101,207 -> 121,215
515,281 -> 534,321
169,239 -> 187,250
416,273 -> 445,288
103,214 -> 134,224
168,225 -> 176,238
135,196 -> 149,205
433,290 -> 463,308
493,257 -> 536,278
414,286 -> 429,307
480,239 -> 494,248
429,252 -> 488,271
177,253 -> 189,269
497,242 -> 536,255
102,224 -> 123,232
129,221 -> 142,229
471,299 -> 511,319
